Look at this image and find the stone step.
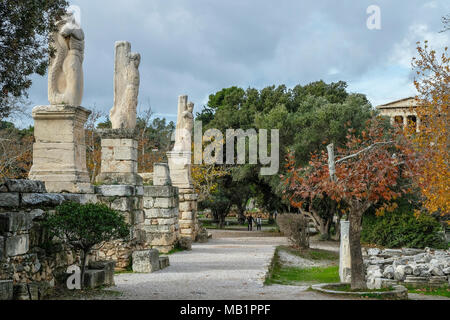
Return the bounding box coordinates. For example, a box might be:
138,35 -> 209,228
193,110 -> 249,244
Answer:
132,249 -> 160,273
83,270 -> 106,289
159,256 -> 170,270
89,260 -> 116,286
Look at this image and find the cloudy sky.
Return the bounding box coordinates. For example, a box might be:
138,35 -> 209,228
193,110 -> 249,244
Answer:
18,0 -> 450,127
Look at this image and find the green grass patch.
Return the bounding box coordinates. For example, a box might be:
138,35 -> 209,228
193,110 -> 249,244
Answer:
278,246 -> 339,262
165,246 -> 187,255
407,286 -> 450,298
265,247 -> 340,286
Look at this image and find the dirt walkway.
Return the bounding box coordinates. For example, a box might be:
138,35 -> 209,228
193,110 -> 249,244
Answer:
104,230 -> 350,300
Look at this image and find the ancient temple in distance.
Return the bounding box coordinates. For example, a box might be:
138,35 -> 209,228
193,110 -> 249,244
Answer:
376,97 -> 420,132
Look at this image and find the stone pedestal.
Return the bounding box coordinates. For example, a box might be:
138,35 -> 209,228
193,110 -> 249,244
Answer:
96,129 -> 142,186
28,105 -> 93,193
178,188 -> 199,240
142,185 -> 179,253
339,220 -> 351,283
167,151 -> 193,189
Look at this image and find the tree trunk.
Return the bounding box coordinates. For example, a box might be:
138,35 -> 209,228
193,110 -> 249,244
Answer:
237,209 -> 246,225
318,218 -> 332,240
268,212 -> 275,225
349,209 -> 366,290
80,249 -> 89,289
332,215 -> 341,241
218,214 -> 225,229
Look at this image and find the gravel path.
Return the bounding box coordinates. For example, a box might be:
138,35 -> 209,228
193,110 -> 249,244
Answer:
105,231 -> 349,300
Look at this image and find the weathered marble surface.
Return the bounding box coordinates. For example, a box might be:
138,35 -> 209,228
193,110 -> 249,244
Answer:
48,11 -> 84,106
339,220 -> 351,283
110,41 -> 141,130
173,95 -> 194,152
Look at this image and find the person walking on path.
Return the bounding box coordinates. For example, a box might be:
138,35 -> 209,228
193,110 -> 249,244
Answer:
256,216 -> 262,231
247,215 -> 255,231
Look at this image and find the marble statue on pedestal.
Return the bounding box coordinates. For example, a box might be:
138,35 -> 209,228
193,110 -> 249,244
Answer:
173,96 -> 194,152
110,41 -> 141,130
48,11 -> 84,106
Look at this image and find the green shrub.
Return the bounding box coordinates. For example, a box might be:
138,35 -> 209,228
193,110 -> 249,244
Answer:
45,202 -> 131,287
361,210 -> 447,249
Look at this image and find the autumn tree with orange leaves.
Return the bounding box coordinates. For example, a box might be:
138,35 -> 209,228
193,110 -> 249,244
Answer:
283,118 -> 420,289
410,42 -> 449,219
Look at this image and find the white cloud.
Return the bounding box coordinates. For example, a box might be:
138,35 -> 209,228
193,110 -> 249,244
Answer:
390,24 -> 449,68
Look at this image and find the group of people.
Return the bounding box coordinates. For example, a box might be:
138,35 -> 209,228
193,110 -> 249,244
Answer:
246,214 -> 263,231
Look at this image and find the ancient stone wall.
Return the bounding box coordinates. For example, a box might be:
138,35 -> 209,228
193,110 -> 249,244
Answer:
90,185 -> 145,270
0,180 -> 79,300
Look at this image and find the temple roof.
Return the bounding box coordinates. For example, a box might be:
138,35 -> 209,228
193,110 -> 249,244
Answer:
376,97 -> 418,110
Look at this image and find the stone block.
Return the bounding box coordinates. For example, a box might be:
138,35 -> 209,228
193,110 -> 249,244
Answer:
157,218 -> 178,226
89,260 -> 116,286
6,234 -> 29,256
153,163 -> 171,186
113,146 -> 137,161
0,280 -> 13,300
184,193 -> 198,201
0,193 -> 20,208
181,212 -> 194,220
62,193 -> 98,204
42,181 -> 94,194
196,228 -> 209,243
95,185 -> 135,197
179,200 -> 197,212
143,197 -> 155,208
145,232 -> 177,246
159,256 -> 170,269
144,208 -> 176,219
135,186 -> 144,196
84,269 -> 106,289
177,237 -> 192,250
154,197 -> 174,208
4,180 -> 46,193
0,211 -> 33,233
21,193 -> 65,207
132,249 -> 160,273
142,225 -> 171,233
133,210 -> 145,225
110,197 -> 133,212
143,186 -> 177,198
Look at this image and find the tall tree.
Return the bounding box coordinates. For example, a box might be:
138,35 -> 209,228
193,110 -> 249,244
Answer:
410,42 -> 449,218
197,82 -> 373,237
0,0 -> 68,118
283,118 -> 420,289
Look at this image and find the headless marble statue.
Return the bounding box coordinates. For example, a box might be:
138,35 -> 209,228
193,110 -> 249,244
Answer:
110,41 -> 141,130
173,96 -> 194,152
48,11 -> 84,106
